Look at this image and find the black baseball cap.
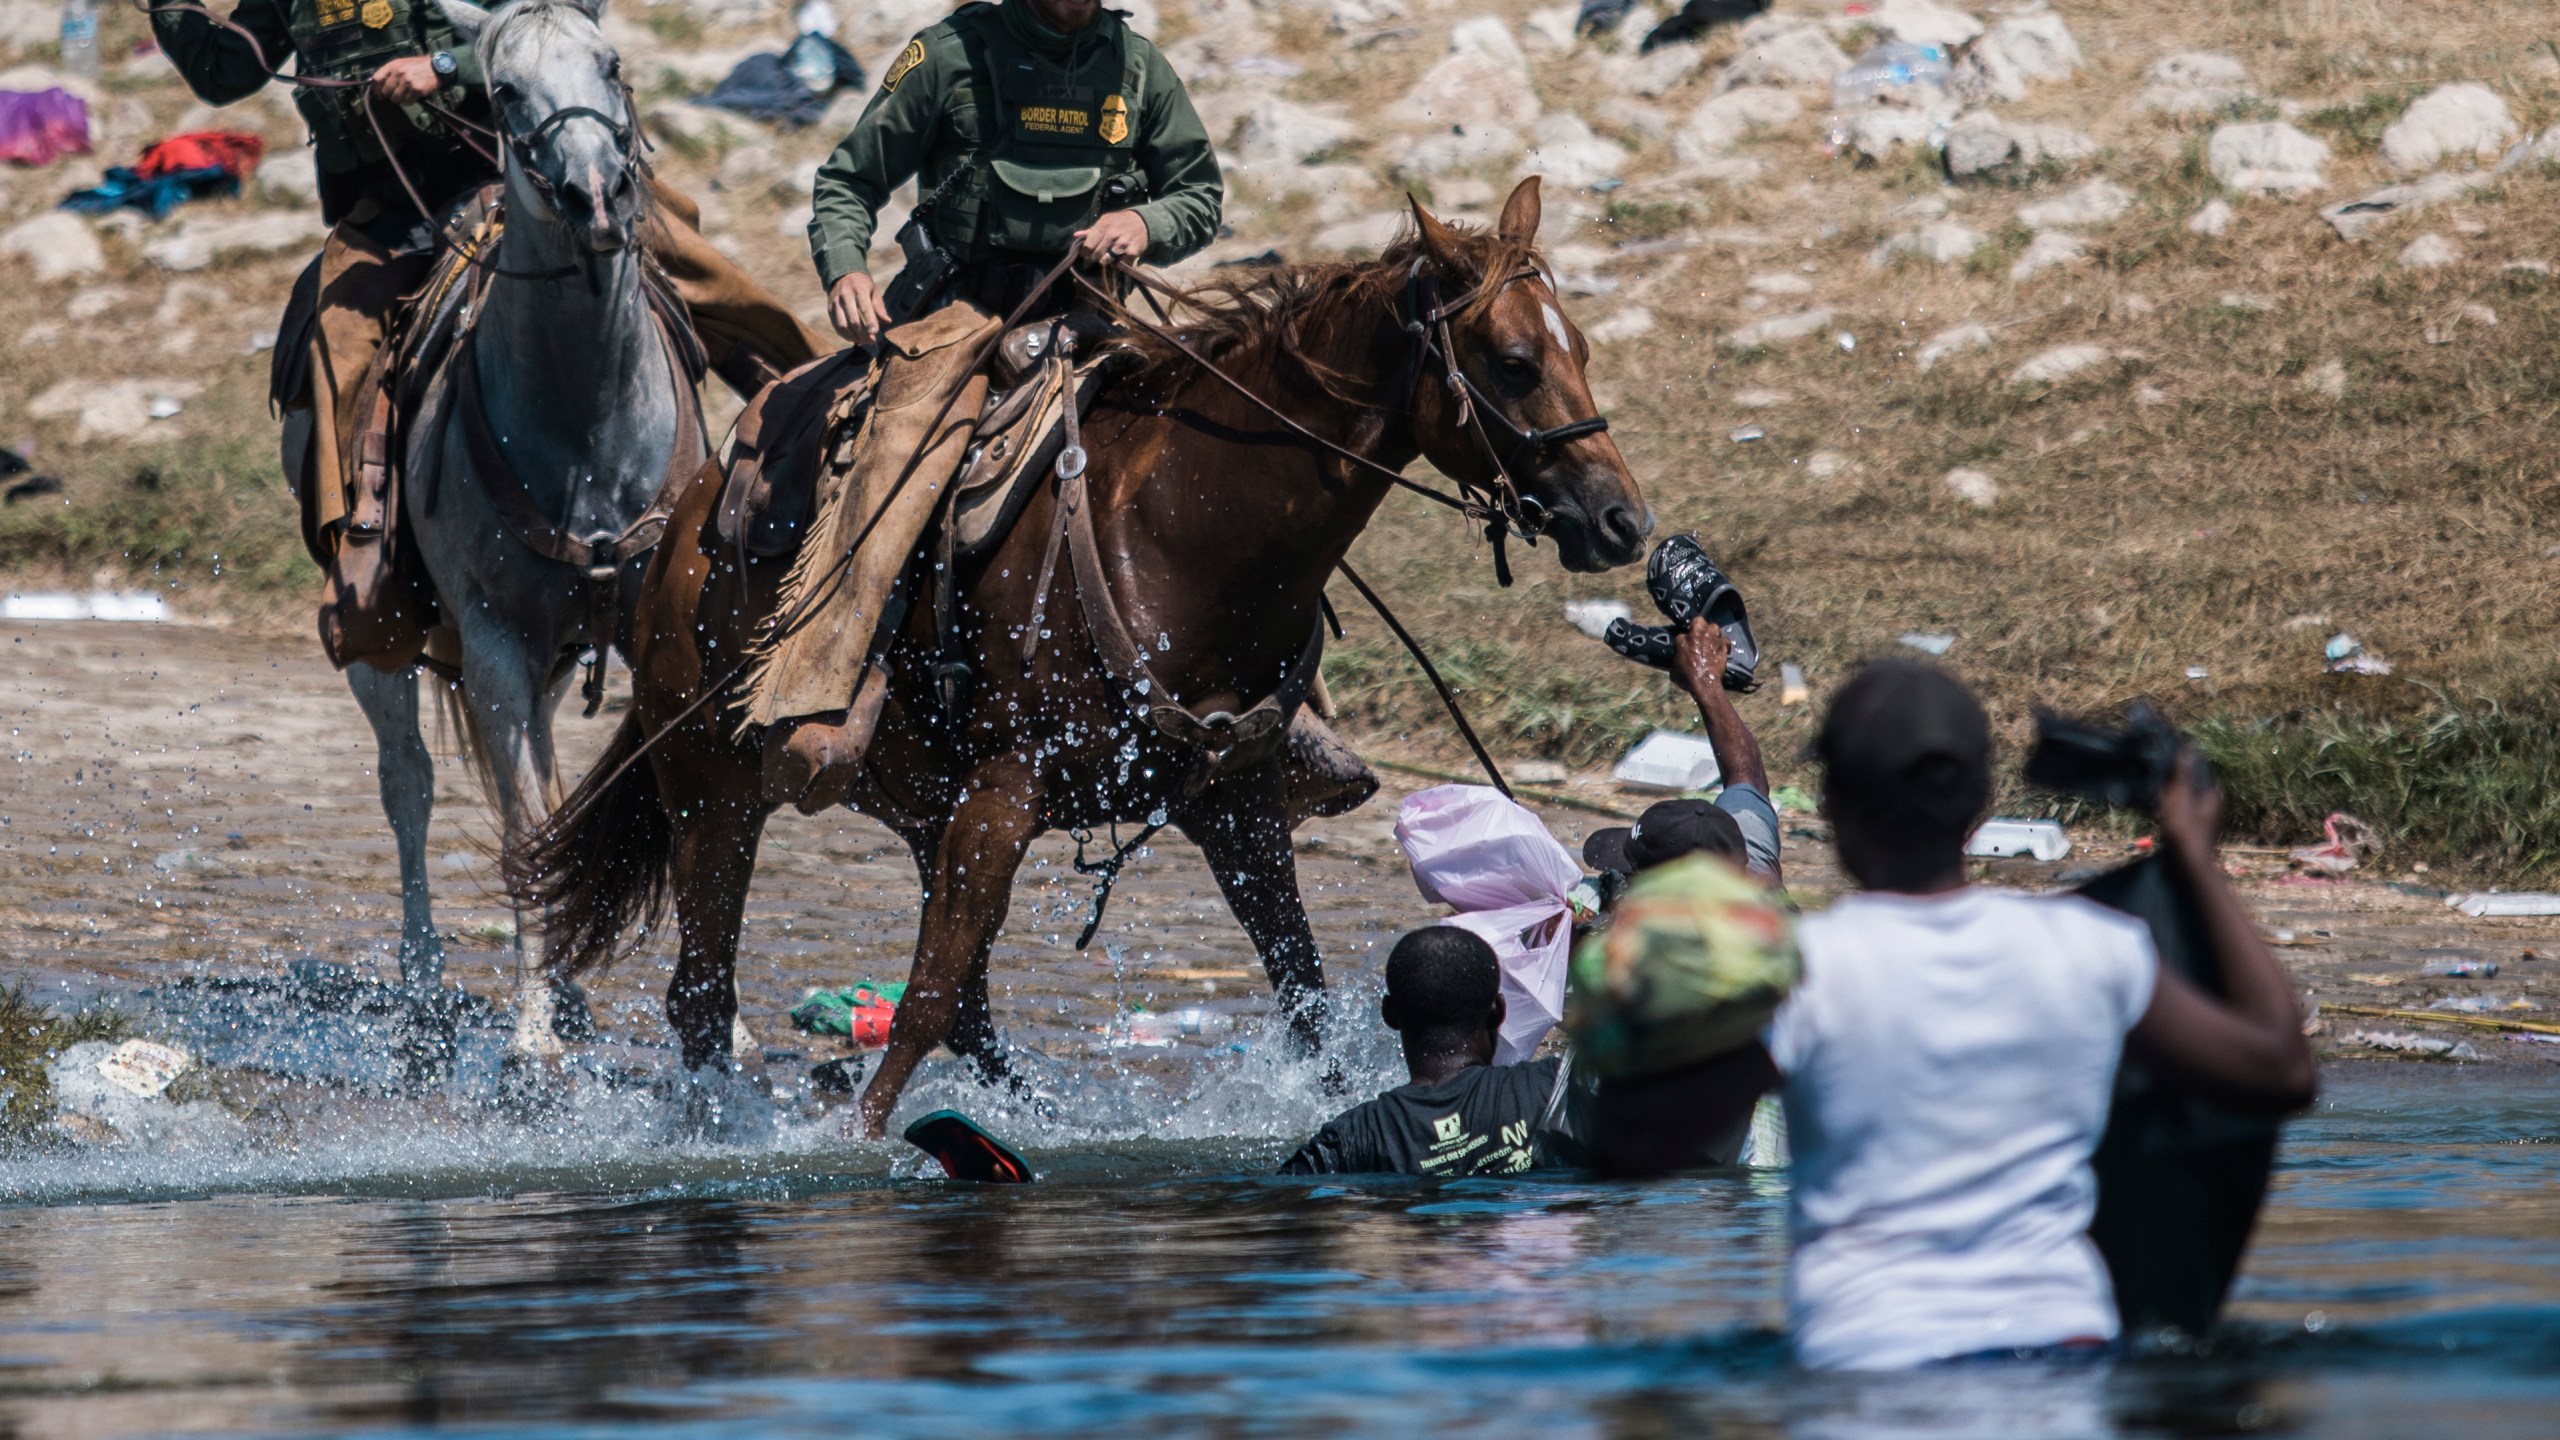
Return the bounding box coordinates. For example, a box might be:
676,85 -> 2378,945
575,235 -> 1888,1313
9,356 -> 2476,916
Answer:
1812,660 -> 1991,832
1583,799 -> 1746,875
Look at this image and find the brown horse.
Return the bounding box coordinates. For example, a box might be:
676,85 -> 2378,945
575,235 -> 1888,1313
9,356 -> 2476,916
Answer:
513,178 -> 1650,1136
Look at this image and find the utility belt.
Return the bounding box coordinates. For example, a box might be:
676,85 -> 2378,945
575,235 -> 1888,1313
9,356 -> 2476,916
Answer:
883,169 -> 1145,326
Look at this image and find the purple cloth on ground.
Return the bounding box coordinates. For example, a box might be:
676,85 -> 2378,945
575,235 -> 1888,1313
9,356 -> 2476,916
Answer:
0,89 -> 93,168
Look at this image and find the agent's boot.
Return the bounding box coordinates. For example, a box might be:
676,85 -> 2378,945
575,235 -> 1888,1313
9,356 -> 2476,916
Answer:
1281,711 -> 1379,828
762,659 -> 894,813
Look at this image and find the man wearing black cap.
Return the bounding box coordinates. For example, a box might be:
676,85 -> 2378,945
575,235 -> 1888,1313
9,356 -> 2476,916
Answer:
1585,619 -> 1782,887
1592,659 -> 2317,1370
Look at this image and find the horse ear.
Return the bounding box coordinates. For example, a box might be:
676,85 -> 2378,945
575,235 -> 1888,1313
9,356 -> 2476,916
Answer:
1497,176 -> 1543,246
1407,192 -> 1463,271
436,0 -> 493,40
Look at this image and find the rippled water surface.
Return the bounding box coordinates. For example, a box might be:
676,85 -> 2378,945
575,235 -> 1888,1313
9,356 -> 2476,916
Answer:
3,1060 -> 2556,1438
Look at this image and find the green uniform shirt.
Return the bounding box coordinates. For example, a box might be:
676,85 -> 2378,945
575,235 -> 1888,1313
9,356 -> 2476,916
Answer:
809,0 -> 1223,291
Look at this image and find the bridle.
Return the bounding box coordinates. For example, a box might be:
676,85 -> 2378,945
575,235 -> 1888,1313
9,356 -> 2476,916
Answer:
1395,259 -> 1612,584
500,96 -> 640,223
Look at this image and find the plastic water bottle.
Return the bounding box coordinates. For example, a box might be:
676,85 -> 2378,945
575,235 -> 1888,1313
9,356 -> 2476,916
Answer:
58,0 -> 100,77
1828,41 -> 1950,110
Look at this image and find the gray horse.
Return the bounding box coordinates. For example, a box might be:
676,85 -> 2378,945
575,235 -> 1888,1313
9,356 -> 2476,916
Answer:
331,0 -> 693,1067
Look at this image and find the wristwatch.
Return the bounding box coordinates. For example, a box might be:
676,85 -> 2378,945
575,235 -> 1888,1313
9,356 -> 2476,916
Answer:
429,50 -> 458,87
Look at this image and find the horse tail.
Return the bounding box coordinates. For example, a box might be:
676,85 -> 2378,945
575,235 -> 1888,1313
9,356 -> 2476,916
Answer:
504,713 -> 671,977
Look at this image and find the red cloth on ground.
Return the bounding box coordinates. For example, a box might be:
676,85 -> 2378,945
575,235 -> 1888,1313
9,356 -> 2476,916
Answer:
133,132 -> 265,181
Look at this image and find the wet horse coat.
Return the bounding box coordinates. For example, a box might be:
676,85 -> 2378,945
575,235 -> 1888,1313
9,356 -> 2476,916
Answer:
516,180 -> 1651,1134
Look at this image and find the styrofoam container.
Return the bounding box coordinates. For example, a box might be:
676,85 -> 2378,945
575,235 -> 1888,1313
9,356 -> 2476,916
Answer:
1,591 -> 169,622
1612,730 -> 1724,792
1564,599 -> 1633,639
1965,818 -> 2072,862
2450,893 -> 2560,918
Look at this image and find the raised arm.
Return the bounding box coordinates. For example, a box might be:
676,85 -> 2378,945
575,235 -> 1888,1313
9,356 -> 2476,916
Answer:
2125,755 -> 2320,1112
1672,619 -> 1781,884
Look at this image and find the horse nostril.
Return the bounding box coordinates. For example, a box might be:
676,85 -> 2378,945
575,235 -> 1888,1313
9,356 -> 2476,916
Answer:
1599,503 -> 1650,555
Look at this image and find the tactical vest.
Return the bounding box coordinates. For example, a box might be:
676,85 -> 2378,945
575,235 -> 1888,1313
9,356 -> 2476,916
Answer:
288,0 -> 465,174
932,3 -> 1147,259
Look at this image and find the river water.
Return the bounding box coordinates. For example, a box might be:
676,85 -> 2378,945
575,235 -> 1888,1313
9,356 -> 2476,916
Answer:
3,1051 -> 2554,1439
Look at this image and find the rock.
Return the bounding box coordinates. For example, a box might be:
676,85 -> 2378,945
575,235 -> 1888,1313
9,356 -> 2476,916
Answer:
1673,87 -> 1801,162
2307,358 -> 2347,398
42,1040 -> 245,1149
1718,24 -> 1848,92
1521,4 -> 1578,53
2378,83 -> 2517,174
0,61 -> 98,104
1393,123 -> 1525,179
715,143 -> 780,192
30,378 -> 204,440
1234,97 -> 1354,172
1868,220 -> 1983,268
2207,122 -> 2329,198
1325,0 -> 1405,32
1604,44 -> 1706,99
1722,307 -> 1835,349
647,101 -> 747,149
2139,52 -> 2251,116
1805,450 -> 1850,478
0,213 -> 105,282
1914,321 -> 1993,370
1588,307 -> 1656,343
2396,232 -> 2459,269
1858,0 -> 1981,47
1732,387 -> 1793,408
1984,13 -> 2080,82
1431,177 -> 1498,210
1747,271 -> 1815,296
2009,230 -> 2086,282
254,152 -> 320,206
1594,97 -> 1675,144
2318,171 -> 2491,241
2017,179 -> 2130,230
2187,198 -> 2234,236
1391,23 -> 1540,131
1942,467 -> 1998,507
1942,117 -> 2017,177
2009,343 -> 2111,384
141,212 -> 326,272
1523,114 -> 1627,189
1942,111 -> 2094,179
2218,291 -> 2276,312
1849,106 -> 1943,162
1256,162 -> 1378,204
0,0 -> 59,51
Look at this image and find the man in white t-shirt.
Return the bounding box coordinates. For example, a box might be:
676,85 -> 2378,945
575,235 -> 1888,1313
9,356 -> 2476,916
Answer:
1589,661 -> 2318,1370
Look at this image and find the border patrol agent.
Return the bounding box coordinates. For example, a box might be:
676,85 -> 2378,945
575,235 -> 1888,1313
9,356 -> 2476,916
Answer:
809,0 -> 1223,343
150,0 -> 826,616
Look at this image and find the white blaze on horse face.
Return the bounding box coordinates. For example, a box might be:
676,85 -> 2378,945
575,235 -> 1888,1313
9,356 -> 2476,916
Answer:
1541,301 -> 1572,357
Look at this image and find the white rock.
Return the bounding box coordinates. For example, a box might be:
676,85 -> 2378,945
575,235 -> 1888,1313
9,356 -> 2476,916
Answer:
2139,52 -> 2251,115
1850,106 -> 1941,162
1914,321 -> 1993,370
1311,210 -> 1404,256
1449,16 -> 1529,72
1805,450 -> 1851,478
0,61 -> 98,104
1673,87 -> 1801,162
1870,0 -> 1982,46
1523,114 -> 1627,189
2396,232 -> 2459,269
141,212 -> 326,272
1393,123 -> 1525,179
1942,467 -> 1999,507
2319,171 -> 2491,241
1984,13 -> 2080,82
2307,358 -> 2347,398
1732,387 -> 1793,408
1746,271 -> 1815,296
0,0 -> 59,51
2017,179 -> 2131,231
1942,112 -> 2093,179
2499,125 -> 2560,174
716,143 -> 780,192
1611,44 -> 1706,99
1392,52 -> 1541,130
1325,0 -> 1405,32
1588,307 -> 1656,343
1869,220 -> 1983,267
30,378 -> 204,440
2008,229 -> 2085,281
1233,97 -> 1354,172
2207,122 -> 2330,198
2218,291 -> 2276,312
1253,161 -> 1378,203
1718,26 -> 1849,92
1722,307 -> 1835,349
254,152 -> 320,206
2009,343 -> 2111,384
2379,83 -> 2517,174
1521,4 -> 1579,53
1431,177 -> 1498,210
2187,198 -> 2234,236
1594,97 -> 1675,144
0,212 -> 105,282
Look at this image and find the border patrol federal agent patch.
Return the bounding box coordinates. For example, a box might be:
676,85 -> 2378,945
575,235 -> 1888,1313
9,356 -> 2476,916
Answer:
882,39 -> 926,93
1099,93 -> 1129,144
317,0 -> 357,27
359,0 -> 391,25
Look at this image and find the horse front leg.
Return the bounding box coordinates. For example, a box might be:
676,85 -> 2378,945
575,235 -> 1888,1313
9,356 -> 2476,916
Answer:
856,758 -> 1045,1139
455,616 -> 585,1067
345,662 -> 444,990
661,740 -> 770,1073
1177,762 -> 1327,1060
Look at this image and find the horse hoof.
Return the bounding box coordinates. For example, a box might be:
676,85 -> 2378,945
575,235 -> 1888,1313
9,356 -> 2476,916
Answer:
495,1045 -> 569,1118
548,975 -> 599,1044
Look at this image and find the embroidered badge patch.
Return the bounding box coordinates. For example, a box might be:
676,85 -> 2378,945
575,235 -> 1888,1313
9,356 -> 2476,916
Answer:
881,38 -> 926,93
1098,93 -> 1129,144
316,0 -> 357,26
359,0 -> 392,26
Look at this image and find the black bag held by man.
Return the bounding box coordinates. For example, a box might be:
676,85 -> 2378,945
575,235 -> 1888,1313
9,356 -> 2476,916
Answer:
2033,706 -> 2277,1343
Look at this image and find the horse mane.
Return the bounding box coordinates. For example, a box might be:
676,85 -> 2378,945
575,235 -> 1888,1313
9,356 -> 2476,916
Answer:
1132,217 -> 1546,405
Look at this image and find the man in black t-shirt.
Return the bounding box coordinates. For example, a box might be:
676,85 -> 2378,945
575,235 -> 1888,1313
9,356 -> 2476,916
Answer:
1282,928 -> 1590,1176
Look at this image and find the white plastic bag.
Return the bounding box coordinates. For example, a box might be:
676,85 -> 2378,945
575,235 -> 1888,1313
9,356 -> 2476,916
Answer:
1395,785 -> 1582,1063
